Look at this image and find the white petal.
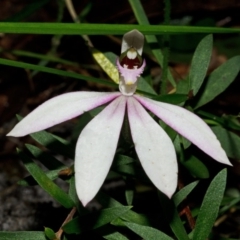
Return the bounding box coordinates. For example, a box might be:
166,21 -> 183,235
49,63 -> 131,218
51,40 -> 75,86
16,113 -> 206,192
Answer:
135,95 -> 231,166
7,92 -> 120,137
121,30 -> 144,55
127,97 -> 178,198
75,96 -> 126,206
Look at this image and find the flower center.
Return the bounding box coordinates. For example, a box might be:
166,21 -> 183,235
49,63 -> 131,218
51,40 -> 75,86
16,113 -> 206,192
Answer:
119,48 -> 143,70
117,47 -> 146,96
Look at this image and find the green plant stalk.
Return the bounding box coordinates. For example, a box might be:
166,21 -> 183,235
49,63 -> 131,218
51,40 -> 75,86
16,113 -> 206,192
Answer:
161,0 -> 171,94
128,0 -> 176,88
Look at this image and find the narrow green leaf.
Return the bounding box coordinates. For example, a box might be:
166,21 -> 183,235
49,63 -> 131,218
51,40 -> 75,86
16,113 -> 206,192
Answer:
0,231 -> 46,240
0,23 -> 239,35
189,35 -> 213,95
181,155 -> 210,179
0,57 -> 116,87
26,144 -> 66,170
18,168 -> 64,186
197,110 -> 240,131
173,181 -> 199,207
219,196 -> 240,215
158,192 -> 189,240
0,48 -> 79,66
96,191 -> 150,226
151,93 -> 188,104
194,56 -> 240,109
124,222 -> 173,240
17,149 -> 74,208
193,169 -> 227,240
68,176 -> 86,213
30,131 -> 75,159
211,126 -> 240,159
63,206 -> 132,234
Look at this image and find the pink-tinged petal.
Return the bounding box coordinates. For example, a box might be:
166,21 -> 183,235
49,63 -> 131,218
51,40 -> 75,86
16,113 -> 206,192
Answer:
7,92 -> 121,137
117,59 -> 146,85
135,95 -> 231,166
75,96 -> 126,206
127,97 -> 178,198
121,30 -> 144,55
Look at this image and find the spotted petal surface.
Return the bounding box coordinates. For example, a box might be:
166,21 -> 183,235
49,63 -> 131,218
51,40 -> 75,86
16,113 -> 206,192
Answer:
75,96 -> 126,206
127,97 -> 178,198
135,95 -> 231,166
7,92 -> 120,137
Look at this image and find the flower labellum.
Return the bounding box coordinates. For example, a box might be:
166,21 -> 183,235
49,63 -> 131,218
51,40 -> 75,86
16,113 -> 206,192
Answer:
7,30 -> 231,207
117,30 -> 146,96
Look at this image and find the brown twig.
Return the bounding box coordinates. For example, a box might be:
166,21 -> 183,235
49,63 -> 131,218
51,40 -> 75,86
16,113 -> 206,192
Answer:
55,207 -> 77,239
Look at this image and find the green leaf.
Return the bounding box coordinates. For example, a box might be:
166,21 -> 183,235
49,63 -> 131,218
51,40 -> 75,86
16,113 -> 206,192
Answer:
30,131 -> 75,159
0,23 -> 239,35
113,154 -> 135,166
99,225 -> 129,240
151,93 -> 188,104
211,126 -> 240,159
158,192 -> 189,240
137,76 -> 157,95
219,196 -> 240,215
103,231 -> 129,240
15,115 -> 73,159
189,34 -> 213,95
125,188 -> 134,206
96,191 -> 150,226
111,161 -> 148,181
18,168 -> 64,186
181,155 -> 210,179
173,181 -> 199,207
124,178 -> 135,205
176,78 -> 190,95
26,144 -> 66,170
0,48 -> 79,66
0,231 -> 47,240
68,176 -> 86,213
124,222 -> 173,240
0,58 -> 117,88
197,110 -> 240,131
44,227 -> 56,240
194,56 -> 240,109
63,206 -> 132,234
17,149 -> 74,208
193,169 -> 227,240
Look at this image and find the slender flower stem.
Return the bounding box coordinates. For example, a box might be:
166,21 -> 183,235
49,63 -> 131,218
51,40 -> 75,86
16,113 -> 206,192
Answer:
65,0 -> 94,47
55,207 -> 77,239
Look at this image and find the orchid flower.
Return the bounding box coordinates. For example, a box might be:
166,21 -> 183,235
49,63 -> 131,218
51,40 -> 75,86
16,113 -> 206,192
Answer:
7,30 -> 231,207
